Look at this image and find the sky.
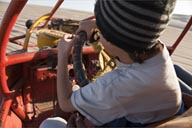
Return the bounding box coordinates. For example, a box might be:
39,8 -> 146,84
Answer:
0,0 -> 192,15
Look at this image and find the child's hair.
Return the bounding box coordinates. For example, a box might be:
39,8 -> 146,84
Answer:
94,0 -> 176,55
128,41 -> 162,64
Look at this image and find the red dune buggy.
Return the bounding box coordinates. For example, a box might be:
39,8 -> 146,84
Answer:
0,0 -> 192,127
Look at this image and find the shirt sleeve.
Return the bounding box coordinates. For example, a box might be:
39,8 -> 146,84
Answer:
71,72 -> 124,126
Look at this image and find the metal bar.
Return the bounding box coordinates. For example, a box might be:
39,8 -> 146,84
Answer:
43,0 -> 64,28
6,47 -> 95,66
0,1 -> 27,127
0,98 -> 12,128
169,16 -> 192,55
0,0 -> 28,96
23,0 -> 64,51
9,34 -> 26,42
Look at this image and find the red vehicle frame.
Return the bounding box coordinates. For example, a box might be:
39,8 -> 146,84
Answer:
0,0 -> 192,128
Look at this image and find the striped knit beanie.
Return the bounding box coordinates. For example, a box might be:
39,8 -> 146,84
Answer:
94,0 -> 176,51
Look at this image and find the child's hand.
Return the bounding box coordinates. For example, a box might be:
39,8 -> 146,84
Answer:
58,34 -> 79,56
76,19 -> 96,41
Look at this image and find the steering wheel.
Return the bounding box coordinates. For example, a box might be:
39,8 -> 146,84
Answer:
73,31 -> 116,87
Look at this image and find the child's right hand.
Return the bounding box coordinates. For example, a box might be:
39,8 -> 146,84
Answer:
76,19 -> 97,41
58,34 -> 79,57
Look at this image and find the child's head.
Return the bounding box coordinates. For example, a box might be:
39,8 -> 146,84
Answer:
94,0 -> 176,62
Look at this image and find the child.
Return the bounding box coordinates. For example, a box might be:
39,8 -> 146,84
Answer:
41,0 -> 183,127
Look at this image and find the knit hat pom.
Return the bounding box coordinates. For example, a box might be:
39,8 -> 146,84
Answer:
94,0 -> 176,51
